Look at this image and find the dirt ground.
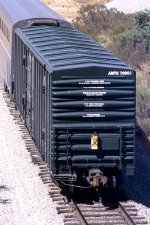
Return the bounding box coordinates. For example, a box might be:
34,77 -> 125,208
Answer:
42,0 -> 110,21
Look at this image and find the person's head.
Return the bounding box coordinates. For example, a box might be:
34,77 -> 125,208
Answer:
93,131 -> 98,136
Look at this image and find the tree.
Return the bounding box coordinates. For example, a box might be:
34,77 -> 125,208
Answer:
73,5 -> 133,47
73,5 -> 150,68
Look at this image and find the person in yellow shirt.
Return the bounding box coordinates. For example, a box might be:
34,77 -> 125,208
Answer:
91,131 -> 99,150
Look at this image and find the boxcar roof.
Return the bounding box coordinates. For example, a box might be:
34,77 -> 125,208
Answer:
0,0 -> 66,24
16,26 -> 133,72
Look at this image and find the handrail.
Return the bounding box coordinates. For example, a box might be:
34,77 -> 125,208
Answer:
66,128 -> 69,169
119,126 -> 122,169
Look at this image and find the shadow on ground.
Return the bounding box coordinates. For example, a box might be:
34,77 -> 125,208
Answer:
123,134 -> 150,208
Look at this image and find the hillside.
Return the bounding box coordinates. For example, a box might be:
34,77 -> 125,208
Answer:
42,0 -> 111,21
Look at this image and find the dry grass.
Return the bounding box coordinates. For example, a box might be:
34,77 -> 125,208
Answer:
42,0 -> 110,21
74,0 -> 109,4
137,62 -> 150,140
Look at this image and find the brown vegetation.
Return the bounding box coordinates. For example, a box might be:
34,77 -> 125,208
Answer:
42,0 -> 110,21
137,63 -> 150,140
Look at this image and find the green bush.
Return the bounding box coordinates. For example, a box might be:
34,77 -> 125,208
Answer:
73,6 -> 150,68
136,63 -> 150,139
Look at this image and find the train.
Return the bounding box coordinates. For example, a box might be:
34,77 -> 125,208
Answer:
0,0 -> 136,190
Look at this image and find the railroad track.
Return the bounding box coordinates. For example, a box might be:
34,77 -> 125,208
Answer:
1,88 -> 148,225
59,199 -> 148,225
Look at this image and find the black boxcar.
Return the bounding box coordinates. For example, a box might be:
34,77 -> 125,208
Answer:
0,0 -> 136,189
14,25 -> 136,187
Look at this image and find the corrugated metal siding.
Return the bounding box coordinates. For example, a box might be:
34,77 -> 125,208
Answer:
14,26 -> 136,176
16,26 -> 132,72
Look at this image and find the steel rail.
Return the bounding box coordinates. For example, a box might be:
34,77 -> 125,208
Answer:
118,202 -> 136,225
70,197 -> 137,225
70,199 -> 88,225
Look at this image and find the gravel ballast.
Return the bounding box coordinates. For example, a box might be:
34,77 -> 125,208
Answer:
0,87 -> 64,225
